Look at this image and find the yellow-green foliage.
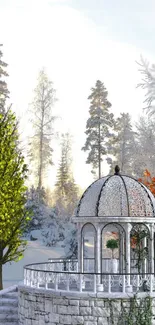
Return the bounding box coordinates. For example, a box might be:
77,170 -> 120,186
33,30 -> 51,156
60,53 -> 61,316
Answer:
0,109 -> 30,266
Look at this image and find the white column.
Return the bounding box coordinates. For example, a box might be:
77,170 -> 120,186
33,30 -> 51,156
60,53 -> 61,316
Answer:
122,234 -> 126,273
150,224 -> 154,274
125,223 -> 132,291
143,236 -> 147,276
150,224 -> 154,292
96,225 -> 101,274
96,225 -> 102,290
119,232 -> 124,273
77,223 -> 82,272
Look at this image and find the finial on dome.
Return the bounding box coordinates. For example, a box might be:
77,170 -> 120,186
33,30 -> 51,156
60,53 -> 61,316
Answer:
114,165 -> 120,175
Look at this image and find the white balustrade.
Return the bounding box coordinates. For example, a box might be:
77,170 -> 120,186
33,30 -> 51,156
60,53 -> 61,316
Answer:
150,274 -> 153,292
79,274 -> 83,292
23,260 -> 154,295
137,274 -> 140,289
108,275 -> 111,293
93,274 -> 96,293
122,275 -> 125,293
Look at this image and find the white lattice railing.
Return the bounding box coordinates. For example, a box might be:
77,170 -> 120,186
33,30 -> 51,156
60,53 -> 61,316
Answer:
23,260 -> 155,294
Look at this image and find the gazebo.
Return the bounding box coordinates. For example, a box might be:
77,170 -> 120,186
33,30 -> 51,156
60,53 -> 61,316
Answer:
73,165 -> 155,293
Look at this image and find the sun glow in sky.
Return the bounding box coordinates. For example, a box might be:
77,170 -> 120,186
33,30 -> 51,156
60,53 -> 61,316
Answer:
0,0 -> 154,190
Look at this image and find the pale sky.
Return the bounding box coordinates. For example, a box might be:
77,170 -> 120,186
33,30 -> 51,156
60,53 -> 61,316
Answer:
0,0 -> 155,190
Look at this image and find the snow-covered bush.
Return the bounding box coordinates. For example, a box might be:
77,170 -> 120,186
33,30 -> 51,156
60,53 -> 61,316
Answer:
25,186 -> 78,254
62,220 -> 78,258
25,186 -> 48,231
41,216 -> 64,246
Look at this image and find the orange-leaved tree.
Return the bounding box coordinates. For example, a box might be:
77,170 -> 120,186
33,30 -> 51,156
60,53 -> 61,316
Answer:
130,170 -> 154,255
138,169 -> 155,197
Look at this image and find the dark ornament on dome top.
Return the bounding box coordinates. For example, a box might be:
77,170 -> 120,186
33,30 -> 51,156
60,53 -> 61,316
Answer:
114,165 -> 120,175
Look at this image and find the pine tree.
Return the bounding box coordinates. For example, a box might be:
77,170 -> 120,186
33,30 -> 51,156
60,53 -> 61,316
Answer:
0,44 -> 9,113
133,115 -> 155,176
55,133 -> 79,217
137,57 -> 155,117
25,186 -> 47,231
82,80 -> 114,178
107,113 -> 136,174
28,68 -> 56,189
0,108 -> 29,290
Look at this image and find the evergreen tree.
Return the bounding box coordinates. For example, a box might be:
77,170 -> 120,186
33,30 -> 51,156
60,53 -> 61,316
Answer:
25,186 -> 47,231
133,115 -> 155,176
28,68 -> 56,189
107,113 -> 136,174
82,80 -> 114,178
55,133 -> 79,217
137,57 -> 155,117
0,44 -> 9,113
0,108 -> 29,290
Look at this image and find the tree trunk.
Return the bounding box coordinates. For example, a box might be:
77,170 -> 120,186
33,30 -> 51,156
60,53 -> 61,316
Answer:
98,117 -> 101,179
38,105 -> 44,190
38,130 -> 43,189
0,263 -> 2,290
0,246 -> 3,290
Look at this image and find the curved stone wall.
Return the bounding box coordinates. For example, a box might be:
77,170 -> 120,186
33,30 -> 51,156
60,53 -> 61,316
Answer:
18,285 -> 155,325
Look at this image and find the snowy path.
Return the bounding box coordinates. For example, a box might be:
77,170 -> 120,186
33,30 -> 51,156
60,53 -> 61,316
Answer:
3,241 -> 64,288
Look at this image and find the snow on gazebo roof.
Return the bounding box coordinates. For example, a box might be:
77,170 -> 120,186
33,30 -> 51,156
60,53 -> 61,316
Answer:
75,166 -> 155,218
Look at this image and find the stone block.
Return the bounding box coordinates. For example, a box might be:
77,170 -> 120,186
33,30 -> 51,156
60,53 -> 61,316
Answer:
25,299 -> 29,308
59,315 -> 71,324
92,307 -> 110,317
28,305 -> 36,319
80,307 -> 92,315
34,312 -> 40,321
98,317 -> 109,325
49,313 -> 59,323
28,294 -> 37,302
37,296 -> 45,303
25,319 -> 32,325
36,302 -> 45,312
79,300 -> 90,307
84,316 -> 97,321
89,301 -> 94,307
105,300 -> 121,312
85,322 -> 97,325
25,309 -> 29,318
120,300 -> 130,308
31,321 -> 39,325
70,300 -> 79,306
57,305 -> 79,315
45,314 -> 49,323
45,300 -> 53,313
58,305 -> 68,314
95,300 -> 105,307
38,316 -> 46,325
52,305 -> 57,313
72,315 -> 84,324
53,298 -> 68,306
67,306 -> 79,315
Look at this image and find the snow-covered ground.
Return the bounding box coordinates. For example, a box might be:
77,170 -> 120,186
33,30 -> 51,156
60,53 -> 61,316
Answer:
3,240 -> 64,289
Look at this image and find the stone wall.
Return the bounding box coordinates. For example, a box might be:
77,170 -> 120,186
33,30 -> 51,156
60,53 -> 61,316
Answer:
18,285 -> 155,325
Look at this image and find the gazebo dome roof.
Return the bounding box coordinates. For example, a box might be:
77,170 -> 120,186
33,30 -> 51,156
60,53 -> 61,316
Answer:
76,168 -> 155,218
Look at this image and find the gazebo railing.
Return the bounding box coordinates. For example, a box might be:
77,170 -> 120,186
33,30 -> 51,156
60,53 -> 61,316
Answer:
24,260 -> 155,294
